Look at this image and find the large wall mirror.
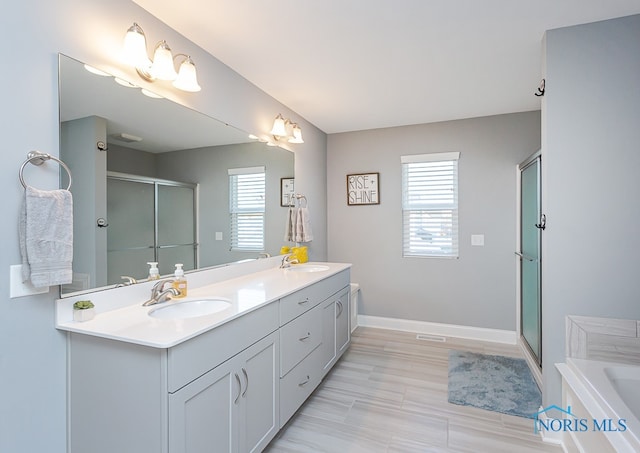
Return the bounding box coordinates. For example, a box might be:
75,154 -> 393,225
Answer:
59,54 -> 294,297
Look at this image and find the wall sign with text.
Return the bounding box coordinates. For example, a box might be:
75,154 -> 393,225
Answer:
347,172 -> 380,205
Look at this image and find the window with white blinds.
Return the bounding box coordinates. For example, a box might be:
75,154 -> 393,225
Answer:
401,152 -> 460,258
229,166 -> 265,251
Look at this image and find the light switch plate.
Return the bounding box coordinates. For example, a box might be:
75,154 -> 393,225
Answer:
471,234 -> 485,246
215,232 -> 223,241
10,265 -> 49,298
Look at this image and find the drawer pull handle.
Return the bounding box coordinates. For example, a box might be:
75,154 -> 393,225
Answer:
241,367 -> 249,397
336,300 -> 343,318
299,332 -> 311,341
298,298 -> 310,305
234,372 -> 241,404
298,375 -> 311,386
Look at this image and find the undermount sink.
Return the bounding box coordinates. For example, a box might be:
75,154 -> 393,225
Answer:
286,264 -> 330,273
148,298 -> 231,319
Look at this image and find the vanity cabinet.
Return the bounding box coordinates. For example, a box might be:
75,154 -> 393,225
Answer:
66,266 -> 351,453
69,301 -> 279,453
169,331 -> 279,453
335,288 -> 350,359
278,270 -> 351,427
320,286 -> 350,376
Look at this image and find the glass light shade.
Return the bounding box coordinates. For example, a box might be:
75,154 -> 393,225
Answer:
123,23 -> 150,67
288,124 -> 304,143
173,57 -> 201,92
270,114 -> 287,137
150,41 -> 177,81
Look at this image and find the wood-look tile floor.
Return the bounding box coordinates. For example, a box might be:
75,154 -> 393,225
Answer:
265,327 -> 562,453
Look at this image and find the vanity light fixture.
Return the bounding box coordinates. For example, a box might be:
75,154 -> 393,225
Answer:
270,114 -> 304,144
123,22 -> 201,92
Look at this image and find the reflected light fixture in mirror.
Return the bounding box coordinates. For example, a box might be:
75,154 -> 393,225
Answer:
270,113 -> 304,144
123,22 -> 201,92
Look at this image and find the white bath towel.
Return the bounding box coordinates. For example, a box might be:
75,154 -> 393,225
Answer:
294,207 -> 314,243
19,186 -> 73,287
284,206 -> 295,242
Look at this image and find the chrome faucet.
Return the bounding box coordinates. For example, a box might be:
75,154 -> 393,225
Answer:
143,279 -> 179,306
115,275 -> 138,288
280,254 -> 299,268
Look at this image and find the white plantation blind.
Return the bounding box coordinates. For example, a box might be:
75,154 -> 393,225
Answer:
401,152 -> 460,258
229,167 -> 265,251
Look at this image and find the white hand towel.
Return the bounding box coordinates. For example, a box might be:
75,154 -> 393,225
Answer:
294,207 -> 314,242
294,207 -> 303,242
19,186 -> 73,287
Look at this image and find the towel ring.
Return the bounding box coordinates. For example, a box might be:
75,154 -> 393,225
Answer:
289,193 -> 307,208
19,151 -> 72,190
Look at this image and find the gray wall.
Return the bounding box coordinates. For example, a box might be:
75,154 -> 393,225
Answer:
0,1 -> 326,451
542,14 -> 640,406
327,111 -> 541,330
61,116 -> 108,289
108,143 -> 157,177
156,142 -> 294,265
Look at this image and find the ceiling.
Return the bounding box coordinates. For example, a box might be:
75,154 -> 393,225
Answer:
132,0 -> 640,134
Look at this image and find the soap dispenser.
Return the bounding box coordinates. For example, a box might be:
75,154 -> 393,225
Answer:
147,262 -> 160,280
172,263 -> 187,298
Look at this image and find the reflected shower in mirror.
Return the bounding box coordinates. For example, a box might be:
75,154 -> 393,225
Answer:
58,54 -> 294,296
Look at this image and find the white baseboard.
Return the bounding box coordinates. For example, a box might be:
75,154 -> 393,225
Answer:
357,315 -> 517,344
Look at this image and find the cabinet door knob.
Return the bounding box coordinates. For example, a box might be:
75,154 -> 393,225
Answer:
298,375 -> 311,387
234,372 -> 242,404
299,332 -> 311,341
241,367 -> 249,397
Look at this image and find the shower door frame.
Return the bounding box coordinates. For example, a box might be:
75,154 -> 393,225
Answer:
517,152 -> 543,370
106,171 -> 199,283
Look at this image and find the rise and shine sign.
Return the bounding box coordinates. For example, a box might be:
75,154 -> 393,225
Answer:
347,172 -> 380,205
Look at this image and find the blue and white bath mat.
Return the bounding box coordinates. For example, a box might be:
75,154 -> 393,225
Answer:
448,350 -> 541,418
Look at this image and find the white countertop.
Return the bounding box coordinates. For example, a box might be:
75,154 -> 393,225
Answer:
56,261 -> 351,348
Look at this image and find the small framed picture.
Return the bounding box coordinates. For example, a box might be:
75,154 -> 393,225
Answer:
347,172 -> 380,205
281,177 -> 295,207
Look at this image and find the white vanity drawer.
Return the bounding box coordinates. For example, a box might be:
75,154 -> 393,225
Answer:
279,344 -> 323,428
279,269 -> 350,325
280,303 -> 322,376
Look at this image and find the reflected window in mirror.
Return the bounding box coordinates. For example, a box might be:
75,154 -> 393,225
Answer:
229,167 -> 266,252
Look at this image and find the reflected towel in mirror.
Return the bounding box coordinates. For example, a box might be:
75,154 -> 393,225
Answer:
284,206 -> 295,242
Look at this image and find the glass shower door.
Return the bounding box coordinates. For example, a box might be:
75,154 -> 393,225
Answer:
107,175 -> 198,284
106,177 -> 156,284
520,156 -> 542,366
157,183 -> 197,276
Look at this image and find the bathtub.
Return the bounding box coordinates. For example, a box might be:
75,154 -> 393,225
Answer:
557,358 -> 640,452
